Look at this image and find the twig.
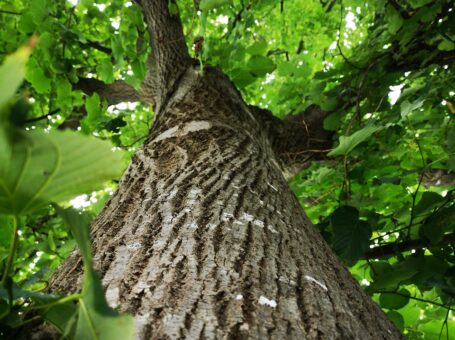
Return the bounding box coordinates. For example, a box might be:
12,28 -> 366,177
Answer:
0,9 -> 22,15
25,109 -> 61,123
439,304 -> 451,340
378,290 -> 453,310
364,233 -> 455,259
408,138 -> 426,238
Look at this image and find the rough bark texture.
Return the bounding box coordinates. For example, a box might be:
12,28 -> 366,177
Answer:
40,1 -> 403,338
49,66 -> 401,339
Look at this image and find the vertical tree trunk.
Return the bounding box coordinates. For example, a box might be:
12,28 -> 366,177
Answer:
49,67 -> 401,339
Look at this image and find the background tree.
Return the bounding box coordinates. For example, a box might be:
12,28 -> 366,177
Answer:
0,0 -> 454,338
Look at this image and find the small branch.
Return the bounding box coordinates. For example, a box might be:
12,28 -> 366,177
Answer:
81,40 -> 112,54
336,3 -> 363,70
378,290 -> 453,310
25,109 -> 60,123
363,233 -> 455,259
408,138 -> 426,237
2,216 -> 19,287
0,9 -> 22,15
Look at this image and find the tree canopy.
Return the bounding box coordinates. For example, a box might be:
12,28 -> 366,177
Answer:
0,0 -> 454,338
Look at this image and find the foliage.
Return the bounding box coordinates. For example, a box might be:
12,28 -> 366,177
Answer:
0,0 -> 454,338
0,43 -> 131,337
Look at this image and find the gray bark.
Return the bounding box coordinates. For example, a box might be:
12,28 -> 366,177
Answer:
49,66 -> 401,339
44,1 -> 402,338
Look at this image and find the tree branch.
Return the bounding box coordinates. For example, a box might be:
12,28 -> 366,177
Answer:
57,78 -> 143,130
81,40 -> 112,54
364,233 -> 455,259
250,105 -> 333,178
134,0 -> 191,111
73,78 -> 142,105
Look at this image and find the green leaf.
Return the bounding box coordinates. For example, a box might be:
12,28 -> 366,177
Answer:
0,42 -> 34,179
379,288 -> 410,309
400,99 -> 424,117
387,310 -> 404,331
30,0 -> 49,24
200,0 -> 231,11
247,55 -> 276,77
413,192 -> 445,223
323,112 -> 343,131
76,268 -> 135,340
421,205 -> 455,244
231,69 -> 256,88
55,206 -> 135,340
54,205 -> 92,265
131,59 -> 146,80
85,93 -> 102,124
25,58 -> 51,94
370,259 -> 419,291
0,43 -> 33,109
0,130 -> 124,215
330,206 -> 372,262
437,38 -> 455,51
34,296 -> 78,334
328,126 -> 381,157
385,5 -> 403,35
246,40 -> 268,55
48,230 -> 56,252
97,59 -> 114,84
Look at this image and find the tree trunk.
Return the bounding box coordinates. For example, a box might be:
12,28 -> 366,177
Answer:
49,66 -> 401,339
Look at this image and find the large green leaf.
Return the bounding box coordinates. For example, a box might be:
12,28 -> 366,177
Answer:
55,206 -> 135,340
385,5 -> 403,35
330,206 -> 372,262
328,126 -> 381,157
421,205 -> 455,244
379,288 -> 410,310
400,99 -> 424,117
369,259 -> 419,291
247,55 -> 276,77
387,311 -> 404,332
25,58 -> 52,94
0,42 -> 34,182
0,42 -> 33,109
0,130 -> 124,215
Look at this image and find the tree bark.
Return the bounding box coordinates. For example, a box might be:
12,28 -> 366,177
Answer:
48,66 -> 401,339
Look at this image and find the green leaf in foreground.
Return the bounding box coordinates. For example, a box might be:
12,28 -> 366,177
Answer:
55,206 -> 135,340
0,130 -> 124,215
0,39 -> 34,109
328,126 -> 381,157
0,40 -> 35,171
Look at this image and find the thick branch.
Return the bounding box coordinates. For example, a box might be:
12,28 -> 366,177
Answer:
74,78 -> 141,105
58,78 -> 142,130
250,105 -> 333,177
134,0 -> 191,111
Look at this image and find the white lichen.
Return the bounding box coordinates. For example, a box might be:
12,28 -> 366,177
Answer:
243,213 -> 254,222
305,275 -> 328,291
258,295 -> 277,308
